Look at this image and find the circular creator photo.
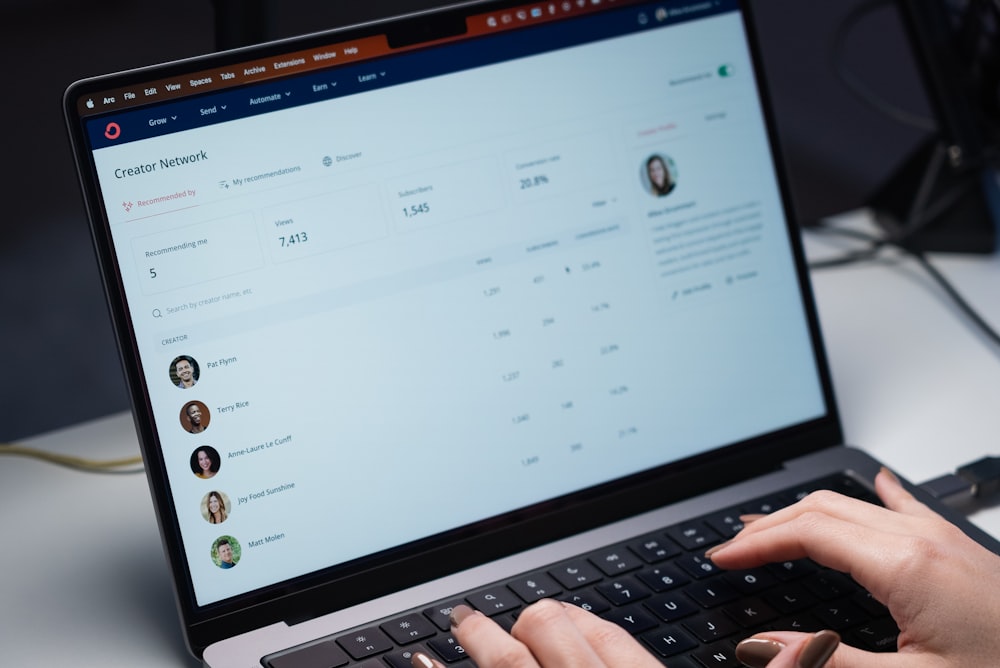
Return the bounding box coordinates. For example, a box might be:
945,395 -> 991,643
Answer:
190,445 -> 221,480
212,536 -> 241,569
170,355 -> 200,389
201,490 -> 231,524
180,400 -> 210,434
642,153 -> 678,197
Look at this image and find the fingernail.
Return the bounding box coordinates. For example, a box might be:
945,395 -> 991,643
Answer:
880,466 -> 901,486
411,651 -> 436,668
798,629 -> 840,668
449,603 -> 476,629
739,513 -> 768,523
704,539 -> 733,559
735,637 -> 784,668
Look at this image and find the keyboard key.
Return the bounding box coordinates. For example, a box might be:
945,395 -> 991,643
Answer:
643,592 -> 698,622
427,635 -> 469,663
682,610 -> 741,642
724,568 -> 777,594
493,612 -> 518,633
813,599 -> 868,630
741,493 -> 788,515
507,573 -> 562,603
640,627 -> 698,657
381,613 -> 437,645
467,587 -> 521,616
657,656 -> 700,668
589,547 -> 643,575
548,559 -> 603,589
684,579 -> 739,607
422,600 -> 466,631
666,522 -> 722,551
675,554 -> 721,579
849,617 -> 899,652
828,475 -> 875,500
765,584 -> 817,613
628,534 -> 681,563
602,605 -> 658,634
596,576 -> 650,605
561,591 -> 610,614
691,640 -> 742,667
264,638 -> 349,668
336,627 -> 393,660
766,559 -> 817,581
702,508 -> 746,537
777,612 -> 824,633
721,597 -> 779,628
637,565 -> 689,592
383,644 -> 431,668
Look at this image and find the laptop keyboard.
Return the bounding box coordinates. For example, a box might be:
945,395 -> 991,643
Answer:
262,474 -> 899,668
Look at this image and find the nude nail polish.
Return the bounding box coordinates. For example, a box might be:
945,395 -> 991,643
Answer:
411,651 -> 436,668
449,603 -> 476,629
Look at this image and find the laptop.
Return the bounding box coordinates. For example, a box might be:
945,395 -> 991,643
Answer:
63,1 -> 1000,666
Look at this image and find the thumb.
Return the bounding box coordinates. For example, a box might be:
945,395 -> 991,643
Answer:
735,630 -> 837,668
734,630 -> 902,668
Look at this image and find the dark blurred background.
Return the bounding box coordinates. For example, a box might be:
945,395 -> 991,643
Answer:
0,0 -> 933,443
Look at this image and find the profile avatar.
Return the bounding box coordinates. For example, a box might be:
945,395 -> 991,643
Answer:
190,445 -> 221,479
181,401 -> 210,434
212,536 -> 240,569
643,153 -> 677,197
202,490 -> 230,524
170,355 -> 200,389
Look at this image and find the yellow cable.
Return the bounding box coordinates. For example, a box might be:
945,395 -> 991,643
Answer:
0,443 -> 143,473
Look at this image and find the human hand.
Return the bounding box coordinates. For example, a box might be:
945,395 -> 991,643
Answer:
707,467 -> 1000,667
409,597 -> 842,668
411,598 -> 663,668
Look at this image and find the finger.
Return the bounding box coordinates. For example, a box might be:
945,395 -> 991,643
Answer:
449,604 -> 540,668
734,634 -> 809,668
509,599 -> 606,668
875,467 -> 940,520
778,630 -> 839,668
558,602 -> 664,667
705,511 -> 912,605
713,487 -> 929,550
411,650 -> 446,668
737,631 -> 901,668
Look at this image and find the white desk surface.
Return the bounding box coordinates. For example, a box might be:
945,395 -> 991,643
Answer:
2,211 -> 999,667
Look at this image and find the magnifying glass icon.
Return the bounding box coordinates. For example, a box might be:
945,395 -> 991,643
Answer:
152,308 -> 162,318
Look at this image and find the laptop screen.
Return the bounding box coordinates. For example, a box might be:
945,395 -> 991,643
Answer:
68,0 -> 826,610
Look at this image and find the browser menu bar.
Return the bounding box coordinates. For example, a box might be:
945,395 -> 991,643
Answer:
74,0 -> 655,117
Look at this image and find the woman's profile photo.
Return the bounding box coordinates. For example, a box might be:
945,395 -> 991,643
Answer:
180,400 -> 210,434
642,153 -> 677,197
211,535 -> 240,569
201,490 -> 230,524
170,355 -> 200,389
190,446 -> 221,479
